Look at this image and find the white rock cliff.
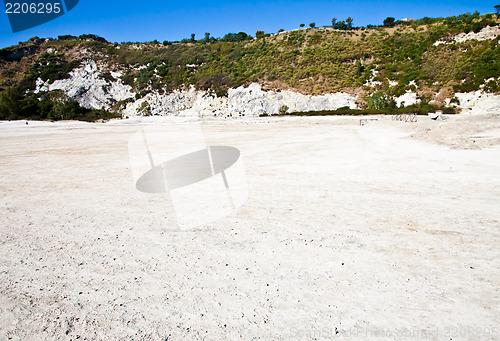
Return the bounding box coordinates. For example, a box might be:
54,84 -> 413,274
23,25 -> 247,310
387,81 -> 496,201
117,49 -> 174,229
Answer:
35,58 -> 500,117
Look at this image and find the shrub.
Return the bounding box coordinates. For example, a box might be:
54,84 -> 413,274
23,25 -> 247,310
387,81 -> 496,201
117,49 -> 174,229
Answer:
366,91 -> 396,110
0,88 -> 119,121
220,32 -> 250,42
279,104 -> 289,115
384,17 -> 395,27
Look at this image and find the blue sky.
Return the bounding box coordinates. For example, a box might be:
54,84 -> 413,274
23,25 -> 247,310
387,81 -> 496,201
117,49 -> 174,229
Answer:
0,0 -> 497,48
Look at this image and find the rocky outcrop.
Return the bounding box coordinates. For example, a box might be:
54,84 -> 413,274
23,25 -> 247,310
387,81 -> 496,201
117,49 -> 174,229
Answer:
35,60 -> 358,117
395,92 -> 420,108
34,58 -> 497,117
123,83 -> 358,117
35,60 -> 135,109
456,91 -> 500,115
433,25 -> 500,46
225,83 -> 357,116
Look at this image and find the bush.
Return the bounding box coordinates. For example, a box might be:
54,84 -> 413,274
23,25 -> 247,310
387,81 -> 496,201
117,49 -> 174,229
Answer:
384,17 -> 395,27
471,22 -> 483,33
220,32 -> 250,42
280,103 -> 455,117
30,52 -> 80,84
0,87 -> 21,120
0,88 -> 119,121
366,91 -> 396,110
279,104 -> 289,115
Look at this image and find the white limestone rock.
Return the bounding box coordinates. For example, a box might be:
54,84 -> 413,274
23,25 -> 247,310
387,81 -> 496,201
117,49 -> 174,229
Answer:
124,83 -> 357,117
456,91 -> 500,115
433,25 -> 500,46
395,92 -> 420,108
36,60 -> 135,110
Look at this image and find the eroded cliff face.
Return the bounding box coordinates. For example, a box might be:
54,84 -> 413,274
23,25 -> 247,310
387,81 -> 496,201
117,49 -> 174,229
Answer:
35,60 -> 135,110
34,60 -> 360,117
456,91 -> 500,115
33,58 -> 500,118
123,83 -> 359,117
6,23 -> 499,118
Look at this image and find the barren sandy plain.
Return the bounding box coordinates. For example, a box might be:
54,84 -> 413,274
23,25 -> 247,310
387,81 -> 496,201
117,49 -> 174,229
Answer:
0,113 -> 499,340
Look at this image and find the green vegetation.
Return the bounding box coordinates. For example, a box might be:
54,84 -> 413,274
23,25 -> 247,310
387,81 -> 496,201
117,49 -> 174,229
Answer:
0,9 -> 499,120
262,103 -> 456,117
384,17 -> 396,27
220,32 -> 251,42
30,52 -> 79,83
0,88 -> 118,121
111,12 -> 498,97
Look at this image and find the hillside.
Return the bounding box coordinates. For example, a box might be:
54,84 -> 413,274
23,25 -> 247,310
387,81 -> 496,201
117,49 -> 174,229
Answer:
0,12 -> 499,120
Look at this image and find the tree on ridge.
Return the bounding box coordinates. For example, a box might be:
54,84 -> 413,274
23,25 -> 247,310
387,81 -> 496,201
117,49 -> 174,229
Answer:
384,17 -> 396,27
346,17 -> 353,29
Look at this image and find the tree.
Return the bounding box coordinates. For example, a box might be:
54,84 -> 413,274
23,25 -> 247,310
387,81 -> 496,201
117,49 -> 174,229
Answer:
204,32 -> 210,40
331,17 -> 337,27
495,5 -> 500,19
367,92 -> 396,110
190,33 -> 196,42
355,61 -> 364,77
237,32 -> 249,41
0,87 -> 21,120
346,17 -> 353,29
384,17 -> 395,27
471,22 -> 482,33
336,20 -> 347,30
49,90 -> 71,120
138,101 -> 151,116
256,30 -> 265,39
220,32 -> 250,42
309,22 -> 315,28
300,23 -> 305,27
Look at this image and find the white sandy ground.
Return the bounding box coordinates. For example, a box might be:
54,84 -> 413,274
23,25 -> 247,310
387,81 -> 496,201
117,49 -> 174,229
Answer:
0,114 -> 499,340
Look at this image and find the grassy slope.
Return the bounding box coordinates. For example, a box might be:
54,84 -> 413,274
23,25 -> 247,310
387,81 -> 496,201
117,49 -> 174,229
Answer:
0,13 -> 499,110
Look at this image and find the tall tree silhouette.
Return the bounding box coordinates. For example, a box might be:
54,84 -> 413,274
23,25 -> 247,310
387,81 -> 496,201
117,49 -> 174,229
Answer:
346,17 -> 353,29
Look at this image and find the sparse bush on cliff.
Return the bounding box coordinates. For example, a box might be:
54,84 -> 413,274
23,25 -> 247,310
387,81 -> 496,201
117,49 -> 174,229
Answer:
279,104 -> 289,115
366,91 -> 396,110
